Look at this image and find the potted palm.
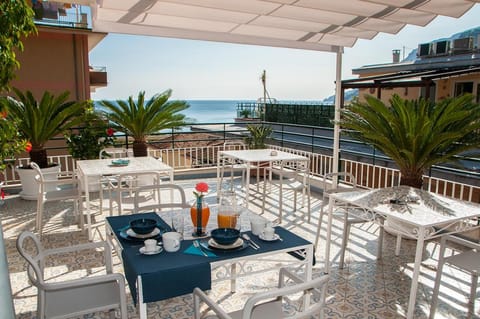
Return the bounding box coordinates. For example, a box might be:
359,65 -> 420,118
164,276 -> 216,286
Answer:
340,94 -> 480,188
244,124 -> 273,177
340,93 -> 480,237
4,88 -> 85,199
99,90 -> 189,157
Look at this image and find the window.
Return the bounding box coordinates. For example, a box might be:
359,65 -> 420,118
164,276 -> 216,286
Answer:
454,82 -> 474,97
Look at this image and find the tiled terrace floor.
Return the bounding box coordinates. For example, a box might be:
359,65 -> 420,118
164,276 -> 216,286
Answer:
2,177 -> 478,318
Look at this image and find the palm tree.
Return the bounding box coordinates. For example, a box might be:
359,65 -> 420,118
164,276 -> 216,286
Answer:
4,88 -> 86,168
99,90 -> 189,157
340,94 -> 480,188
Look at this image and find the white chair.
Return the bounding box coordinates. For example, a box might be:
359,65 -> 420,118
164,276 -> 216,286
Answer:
429,231 -> 480,319
262,160 -> 311,223
99,147 -> 129,159
109,171 -> 165,215
133,183 -> 190,213
314,172 -> 378,269
193,268 -> 329,319
31,162 -> 83,236
16,231 -> 128,319
219,140 -> 248,191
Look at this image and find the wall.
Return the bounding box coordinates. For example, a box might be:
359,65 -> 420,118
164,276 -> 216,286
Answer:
11,27 -> 90,102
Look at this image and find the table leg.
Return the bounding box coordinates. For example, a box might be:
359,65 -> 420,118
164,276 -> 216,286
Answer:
137,275 -> 147,319
406,227 -> 425,319
83,175 -> 92,241
245,163 -> 251,208
230,263 -> 237,293
324,198 -> 334,274
278,162 -> 284,224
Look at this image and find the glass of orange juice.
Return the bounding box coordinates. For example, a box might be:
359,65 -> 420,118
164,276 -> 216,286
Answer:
217,191 -> 239,229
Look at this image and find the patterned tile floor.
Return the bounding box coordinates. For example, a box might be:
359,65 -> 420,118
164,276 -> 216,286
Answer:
2,177 -> 478,318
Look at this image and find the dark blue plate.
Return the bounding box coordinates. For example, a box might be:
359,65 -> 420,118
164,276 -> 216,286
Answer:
119,227 -> 164,242
200,240 -> 248,253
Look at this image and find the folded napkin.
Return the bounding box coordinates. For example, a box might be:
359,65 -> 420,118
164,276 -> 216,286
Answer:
184,243 -> 217,257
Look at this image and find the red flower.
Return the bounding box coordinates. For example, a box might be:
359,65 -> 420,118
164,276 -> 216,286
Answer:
25,142 -> 32,153
106,128 -> 115,136
1,110 -> 7,119
194,182 -> 208,196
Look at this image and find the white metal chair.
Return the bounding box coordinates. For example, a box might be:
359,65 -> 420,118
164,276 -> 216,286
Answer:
16,231 -> 128,319
219,140 -> 248,191
108,171 -> 165,215
314,172 -> 377,269
31,162 -> 83,236
133,183 -> 190,213
193,268 -> 329,319
429,230 -> 480,319
99,147 -> 130,159
262,160 -> 311,223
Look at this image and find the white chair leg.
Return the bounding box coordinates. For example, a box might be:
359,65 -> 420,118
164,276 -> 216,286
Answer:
467,273 -> 478,319
36,201 -> 43,233
339,218 -> 350,269
395,234 -> 402,256
429,240 -> 448,319
315,210 -> 324,248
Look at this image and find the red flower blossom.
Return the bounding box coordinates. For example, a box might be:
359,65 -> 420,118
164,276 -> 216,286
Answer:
195,182 -> 209,193
106,128 -> 115,136
25,142 -> 32,153
1,110 -> 7,119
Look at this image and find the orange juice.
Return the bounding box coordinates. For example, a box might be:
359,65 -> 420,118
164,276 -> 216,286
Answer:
190,205 -> 210,229
217,213 -> 237,228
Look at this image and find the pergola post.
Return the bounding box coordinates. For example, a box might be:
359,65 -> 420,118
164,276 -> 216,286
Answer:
332,48 -> 343,186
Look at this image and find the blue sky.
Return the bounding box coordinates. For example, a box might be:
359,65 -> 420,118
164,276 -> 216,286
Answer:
90,5 -> 480,101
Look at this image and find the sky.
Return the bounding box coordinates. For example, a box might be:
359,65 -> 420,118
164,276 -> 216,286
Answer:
89,4 -> 480,101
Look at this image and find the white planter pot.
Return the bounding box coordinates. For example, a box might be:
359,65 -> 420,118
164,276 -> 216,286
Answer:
16,165 -> 60,201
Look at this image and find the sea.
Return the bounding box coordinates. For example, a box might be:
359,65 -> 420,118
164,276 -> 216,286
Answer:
94,99 -> 322,124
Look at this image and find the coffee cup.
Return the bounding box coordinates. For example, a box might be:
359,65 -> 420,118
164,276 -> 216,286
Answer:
250,216 -> 267,236
163,232 -> 181,252
144,239 -> 158,252
262,225 -> 275,240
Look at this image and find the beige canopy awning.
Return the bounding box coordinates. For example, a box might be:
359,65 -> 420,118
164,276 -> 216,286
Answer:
90,0 -> 479,53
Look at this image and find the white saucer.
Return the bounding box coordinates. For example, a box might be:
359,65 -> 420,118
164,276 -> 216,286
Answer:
258,233 -> 280,241
126,227 -> 160,239
139,246 -> 162,255
208,238 -> 244,250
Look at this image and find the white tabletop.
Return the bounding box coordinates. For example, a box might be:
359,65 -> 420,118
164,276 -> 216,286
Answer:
219,149 -> 308,163
77,156 -> 173,177
329,186 -> 480,228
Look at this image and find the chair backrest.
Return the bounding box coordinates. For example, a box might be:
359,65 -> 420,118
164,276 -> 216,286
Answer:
323,172 -> 357,193
243,272 -> 330,319
223,140 -> 246,151
134,183 -> 190,213
16,231 -> 46,289
99,147 -> 129,159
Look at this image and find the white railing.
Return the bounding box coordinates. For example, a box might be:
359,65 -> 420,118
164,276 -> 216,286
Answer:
2,145 -> 479,203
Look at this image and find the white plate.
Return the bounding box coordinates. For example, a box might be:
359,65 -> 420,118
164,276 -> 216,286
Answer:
258,233 -> 280,242
208,238 -> 244,250
139,246 -> 162,255
126,227 -> 160,239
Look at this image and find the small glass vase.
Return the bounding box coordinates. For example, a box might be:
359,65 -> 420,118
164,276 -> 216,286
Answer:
190,197 -> 210,237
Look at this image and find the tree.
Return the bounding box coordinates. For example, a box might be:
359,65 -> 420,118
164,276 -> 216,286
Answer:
340,94 -> 480,188
0,0 -> 37,92
99,90 -> 189,157
5,88 -> 86,168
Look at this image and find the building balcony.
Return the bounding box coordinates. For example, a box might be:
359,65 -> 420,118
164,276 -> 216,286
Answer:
89,66 -> 108,90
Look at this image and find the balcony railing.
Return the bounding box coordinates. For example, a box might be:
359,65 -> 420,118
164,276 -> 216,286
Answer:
33,2 -> 90,30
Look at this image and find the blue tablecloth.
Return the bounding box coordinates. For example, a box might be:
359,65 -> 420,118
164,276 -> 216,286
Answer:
107,213 -> 312,305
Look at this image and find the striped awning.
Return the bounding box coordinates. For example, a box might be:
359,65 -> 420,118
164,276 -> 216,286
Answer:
90,0 -> 479,52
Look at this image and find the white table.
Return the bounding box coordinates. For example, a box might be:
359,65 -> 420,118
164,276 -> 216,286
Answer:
217,149 -> 309,221
324,186 -> 480,319
76,156 -> 174,240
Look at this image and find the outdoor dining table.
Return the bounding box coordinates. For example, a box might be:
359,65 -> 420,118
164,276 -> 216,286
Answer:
217,149 -> 309,221
323,185 -> 480,319
106,210 -> 313,319
76,156 -> 174,240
